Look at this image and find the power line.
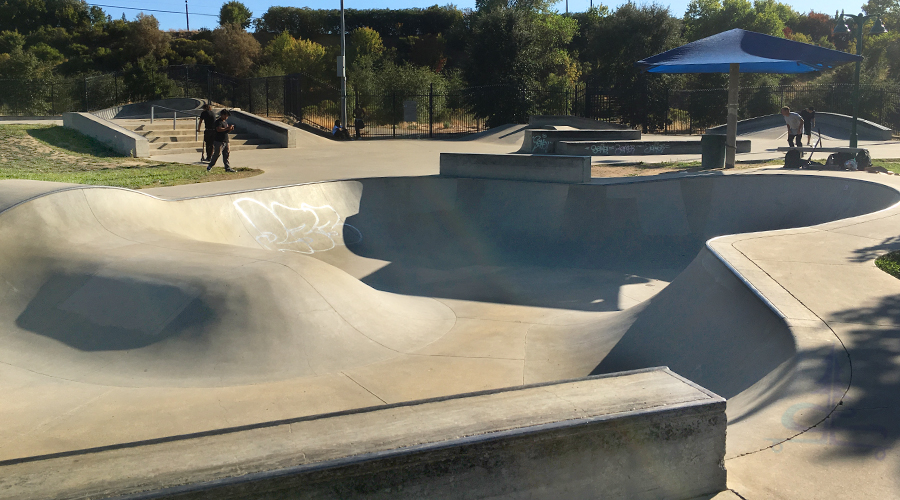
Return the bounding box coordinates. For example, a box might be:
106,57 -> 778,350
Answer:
88,3 -> 219,17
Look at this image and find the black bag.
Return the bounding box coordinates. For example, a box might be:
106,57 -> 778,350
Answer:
784,149 -> 802,168
856,149 -> 872,170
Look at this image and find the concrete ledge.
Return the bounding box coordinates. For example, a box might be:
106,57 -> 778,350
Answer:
62,112 -> 150,158
0,368 -> 726,500
440,152 -> 591,183
558,139 -> 752,156
521,128 -> 642,153
228,110 -> 297,148
529,115 -> 633,130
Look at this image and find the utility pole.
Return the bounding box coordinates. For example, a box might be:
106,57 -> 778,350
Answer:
185,0 -> 190,31
339,0 -> 347,128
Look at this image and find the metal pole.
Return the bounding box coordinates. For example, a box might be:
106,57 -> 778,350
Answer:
173,111 -> 177,130
339,0 -> 347,128
185,0 -> 190,31
429,83 -> 434,138
266,77 -> 270,117
726,63 -> 739,169
850,14 -> 863,148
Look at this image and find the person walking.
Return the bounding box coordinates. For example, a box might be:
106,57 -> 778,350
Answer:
781,106 -> 804,148
207,109 -> 235,172
197,103 -> 215,162
799,107 -> 816,146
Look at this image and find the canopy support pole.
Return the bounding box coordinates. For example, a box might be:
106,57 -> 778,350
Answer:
725,63 -> 739,169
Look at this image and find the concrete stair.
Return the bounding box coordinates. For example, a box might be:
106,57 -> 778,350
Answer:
119,120 -> 280,156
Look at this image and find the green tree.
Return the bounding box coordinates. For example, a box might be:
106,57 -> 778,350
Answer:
126,13 -> 169,61
211,23 -> 261,77
464,7 -> 578,124
349,27 -> 385,65
683,0 -> 797,41
219,1 -> 253,30
264,31 -> 328,76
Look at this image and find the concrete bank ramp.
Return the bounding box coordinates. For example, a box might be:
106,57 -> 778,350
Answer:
0,173 -> 898,455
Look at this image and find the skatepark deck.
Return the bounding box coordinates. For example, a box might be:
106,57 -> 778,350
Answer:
1,120 -> 900,498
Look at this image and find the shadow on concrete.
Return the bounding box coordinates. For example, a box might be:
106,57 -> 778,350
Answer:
16,273 -> 213,351
817,295 -> 900,461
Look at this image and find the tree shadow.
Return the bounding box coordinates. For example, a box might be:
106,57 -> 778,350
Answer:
849,235 -> 900,263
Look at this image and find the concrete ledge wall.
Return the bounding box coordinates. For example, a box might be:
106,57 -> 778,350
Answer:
521,128 -> 642,153
529,115 -> 633,130
558,139 -> 752,156
79,368 -> 721,500
62,112 -> 149,158
229,110 -> 297,148
706,112 -> 893,141
440,152 -> 591,183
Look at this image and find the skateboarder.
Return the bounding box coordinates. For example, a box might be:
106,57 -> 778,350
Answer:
197,103 -> 215,162
781,106 -> 804,148
207,109 -> 236,173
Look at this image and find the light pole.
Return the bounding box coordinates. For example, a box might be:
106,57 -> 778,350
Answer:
833,10 -> 887,148
339,0 -> 348,129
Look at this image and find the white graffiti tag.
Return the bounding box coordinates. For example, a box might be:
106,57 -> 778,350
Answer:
531,133 -> 552,153
643,144 -> 670,154
589,144 -> 611,155
233,198 -> 362,254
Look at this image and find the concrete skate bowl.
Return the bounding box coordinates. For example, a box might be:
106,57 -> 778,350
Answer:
0,174 -> 898,456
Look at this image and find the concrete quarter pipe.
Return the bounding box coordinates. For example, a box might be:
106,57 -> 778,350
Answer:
0,173 -> 898,497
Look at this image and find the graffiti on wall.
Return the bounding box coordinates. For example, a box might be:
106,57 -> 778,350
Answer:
234,198 -> 362,254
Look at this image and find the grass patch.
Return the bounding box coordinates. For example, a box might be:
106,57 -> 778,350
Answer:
875,251 -> 900,280
871,158 -> 900,174
0,124 -> 262,189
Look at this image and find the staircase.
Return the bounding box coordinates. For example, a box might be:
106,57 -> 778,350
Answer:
118,120 -> 280,156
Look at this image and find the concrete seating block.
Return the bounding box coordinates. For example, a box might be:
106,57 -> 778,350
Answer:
558,139 -> 752,156
522,129 -> 642,153
440,152 -> 591,183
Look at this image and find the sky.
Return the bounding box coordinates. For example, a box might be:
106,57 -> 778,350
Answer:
89,0 -> 861,32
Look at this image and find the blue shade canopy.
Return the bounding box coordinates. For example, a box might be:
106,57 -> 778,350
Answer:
636,29 -> 862,74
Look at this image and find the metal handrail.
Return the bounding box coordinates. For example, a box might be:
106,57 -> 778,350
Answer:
150,105 -> 203,141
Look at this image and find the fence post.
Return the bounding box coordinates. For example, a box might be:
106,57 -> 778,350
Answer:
83,76 -> 89,112
50,83 -> 55,115
207,71 -> 212,104
392,91 -> 396,138
114,73 -> 118,105
266,77 -> 270,117
429,83 -> 434,138
565,88 -> 569,116
184,66 -> 188,98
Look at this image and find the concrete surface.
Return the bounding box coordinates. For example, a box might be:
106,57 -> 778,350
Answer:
440,152 -> 591,183
706,112 -> 894,141
529,115 -> 634,130
557,139 -> 752,156
229,110 -> 298,148
62,112 -> 150,157
522,128 -> 643,153
1,120 -> 900,499
1,368 -> 726,500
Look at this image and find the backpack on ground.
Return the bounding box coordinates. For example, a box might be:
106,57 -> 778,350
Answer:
856,150 -> 872,170
784,149 -> 802,168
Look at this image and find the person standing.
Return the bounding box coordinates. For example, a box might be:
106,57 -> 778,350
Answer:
353,107 -> 366,139
781,106 -> 804,148
799,107 -> 816,146
207,109 -> 235,172
196,103 -> 215,162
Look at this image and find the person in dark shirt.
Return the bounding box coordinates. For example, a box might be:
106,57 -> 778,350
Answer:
196,103 -> 215,162
332,119 -> 351,140
207,109 -> 235,172
799,107 -> 816,145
